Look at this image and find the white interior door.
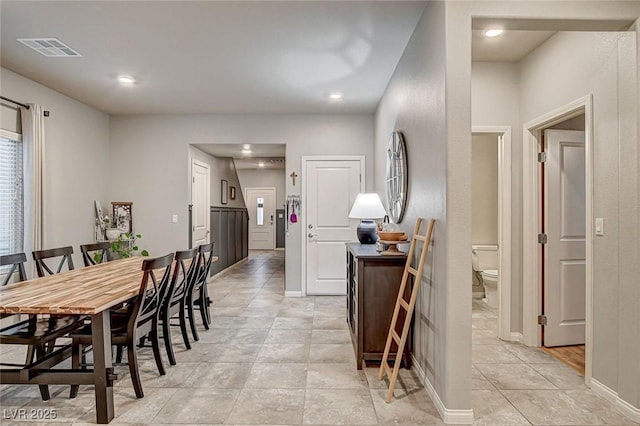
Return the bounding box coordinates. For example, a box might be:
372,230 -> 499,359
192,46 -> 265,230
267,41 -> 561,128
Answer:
191,159 -> 211,247
246,187 -> 276,250
544,129 -> 586,347
305,159 -> 363,295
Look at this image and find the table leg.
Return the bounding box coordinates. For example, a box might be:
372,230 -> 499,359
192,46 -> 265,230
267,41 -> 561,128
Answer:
92,311 -> 114,424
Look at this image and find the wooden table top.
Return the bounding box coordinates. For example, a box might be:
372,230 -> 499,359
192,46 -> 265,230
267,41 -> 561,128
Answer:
0,257 -> 145,315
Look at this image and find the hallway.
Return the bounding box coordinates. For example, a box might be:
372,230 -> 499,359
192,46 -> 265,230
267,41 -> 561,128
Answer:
0,250 -> 636,424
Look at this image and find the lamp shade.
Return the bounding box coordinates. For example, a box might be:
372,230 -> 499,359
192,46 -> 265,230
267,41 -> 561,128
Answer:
348,193 -> 387,219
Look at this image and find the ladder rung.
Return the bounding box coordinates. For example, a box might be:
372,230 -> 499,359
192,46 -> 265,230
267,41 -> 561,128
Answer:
399,299 -> 409,311
391,330 -> 401,344
408,267 -> 419,276
413,235 -> 427,242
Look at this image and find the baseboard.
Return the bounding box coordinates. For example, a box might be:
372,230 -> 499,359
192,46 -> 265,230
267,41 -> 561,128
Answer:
410,354 -> 474,424
509,332 -> 523,342
591,378 -> 640,423
284,291 -> 302,297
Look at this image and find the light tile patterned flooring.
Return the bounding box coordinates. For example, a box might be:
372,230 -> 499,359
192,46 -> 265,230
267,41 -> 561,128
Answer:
0,250 -> 636,425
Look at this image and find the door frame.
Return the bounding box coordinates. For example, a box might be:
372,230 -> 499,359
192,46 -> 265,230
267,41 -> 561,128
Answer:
244,186 -> 277,250
472,126 -> 512,342
190,158 -> 211,247
521,94 -> 593,385
300,155 -> 365,297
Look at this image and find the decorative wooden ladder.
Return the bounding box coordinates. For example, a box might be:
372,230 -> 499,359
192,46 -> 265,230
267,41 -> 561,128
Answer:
378,217 -> 435,403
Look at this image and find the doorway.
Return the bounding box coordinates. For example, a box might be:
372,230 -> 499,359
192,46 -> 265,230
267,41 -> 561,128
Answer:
472,126 -> 512,341
522,96 -> 593,382
301,156 -> 364,296
541,123 -> 587,375
245,187 -> 276,250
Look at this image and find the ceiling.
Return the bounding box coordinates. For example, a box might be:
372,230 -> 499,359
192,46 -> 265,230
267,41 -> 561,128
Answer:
0,1 -> 426,115
472,30 -> 555,62
1,1 -> 561,116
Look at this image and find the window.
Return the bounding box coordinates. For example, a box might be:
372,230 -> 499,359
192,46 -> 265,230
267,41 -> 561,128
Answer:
256,197 -> 264,226
0,130 -> 23,259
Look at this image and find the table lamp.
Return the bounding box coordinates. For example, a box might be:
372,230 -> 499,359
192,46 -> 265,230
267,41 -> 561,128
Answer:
348,193 -> 387,244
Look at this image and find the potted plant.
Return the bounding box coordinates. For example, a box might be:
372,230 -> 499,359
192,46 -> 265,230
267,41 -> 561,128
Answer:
110,232 -> 149,259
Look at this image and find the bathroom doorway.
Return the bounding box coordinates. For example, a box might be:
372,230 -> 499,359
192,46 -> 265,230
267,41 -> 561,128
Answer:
472,126 -> 512,341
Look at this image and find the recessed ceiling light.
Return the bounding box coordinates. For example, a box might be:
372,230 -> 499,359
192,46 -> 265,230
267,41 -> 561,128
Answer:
329,92 -> 343,100
242,149 -> 252,155
484,29 -> 504,38
243,144 -> 251,150
258,162 -> 265,168
117,75 -> 136,86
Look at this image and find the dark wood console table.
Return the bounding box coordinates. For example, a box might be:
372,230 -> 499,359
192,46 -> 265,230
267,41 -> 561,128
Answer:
345,243 -> 412,369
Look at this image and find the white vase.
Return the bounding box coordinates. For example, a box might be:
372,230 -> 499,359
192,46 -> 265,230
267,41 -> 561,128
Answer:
106,228 -> 121,240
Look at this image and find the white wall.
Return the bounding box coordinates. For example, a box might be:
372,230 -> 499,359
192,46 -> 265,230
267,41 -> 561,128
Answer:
1,67 -> 110,268
236,168 -> 286,209
109,114 -> 373,292
471,134 -> 498,245
375,1 -> 473,415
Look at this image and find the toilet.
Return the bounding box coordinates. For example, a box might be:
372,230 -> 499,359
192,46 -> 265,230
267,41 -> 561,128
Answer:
471,245 -> 498,308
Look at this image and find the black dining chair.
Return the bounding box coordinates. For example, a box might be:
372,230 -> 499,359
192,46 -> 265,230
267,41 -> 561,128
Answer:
0,252 -> 85,401
33,246 -> 74,277
160,248 -> 198,365
1,253 -> 28,288
79,242 -> 111,266
70,253 -> 174,399
186,242 -> 215,341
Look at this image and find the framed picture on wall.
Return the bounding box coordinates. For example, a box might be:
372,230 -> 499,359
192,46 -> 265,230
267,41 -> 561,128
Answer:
221,180 -> 228,204
112,202 -> 133,234
230,186 -> 236,200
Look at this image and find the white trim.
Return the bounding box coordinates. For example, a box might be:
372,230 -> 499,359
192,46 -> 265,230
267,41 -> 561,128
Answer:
472,126 -> 512,342
521,95 -> 593,386
591,378 -> 640,423
509,332 -> 523,343
411,354 -> 474,424
0,129 -> 22,141
284,291 -> 302,298
300,156 -> 365,297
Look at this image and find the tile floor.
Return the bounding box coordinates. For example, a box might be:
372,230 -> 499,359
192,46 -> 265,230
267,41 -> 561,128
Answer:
0,250 -> 636,425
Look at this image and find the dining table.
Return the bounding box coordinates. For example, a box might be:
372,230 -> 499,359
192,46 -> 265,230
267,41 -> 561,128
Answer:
0,256 -> 148,424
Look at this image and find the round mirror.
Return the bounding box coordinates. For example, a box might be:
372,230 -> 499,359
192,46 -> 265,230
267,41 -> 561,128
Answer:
386,131 -> 408,223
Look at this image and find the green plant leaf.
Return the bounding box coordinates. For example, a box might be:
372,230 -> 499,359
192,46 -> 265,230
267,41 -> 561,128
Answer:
132,246 -> 139,251
141,249 -> 149,256
136,234 -> 142,239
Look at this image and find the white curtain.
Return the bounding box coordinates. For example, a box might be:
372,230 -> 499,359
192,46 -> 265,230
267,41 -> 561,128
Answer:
20,104 -> 46,255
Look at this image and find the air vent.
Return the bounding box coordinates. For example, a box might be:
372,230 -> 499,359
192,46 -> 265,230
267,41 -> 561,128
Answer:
269,158 -> 285,164
17,38 -> 81,57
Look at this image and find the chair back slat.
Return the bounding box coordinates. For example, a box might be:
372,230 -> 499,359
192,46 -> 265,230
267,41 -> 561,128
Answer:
32,247 -> 74,277
126,253 -> 174,335
167,248 -> 198,309
80,242 -> 111,267
0,253 -> 28,287
195,242 -> 215,288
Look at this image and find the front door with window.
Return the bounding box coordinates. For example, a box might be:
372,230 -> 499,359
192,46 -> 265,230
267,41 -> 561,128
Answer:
246,187 -> 276,250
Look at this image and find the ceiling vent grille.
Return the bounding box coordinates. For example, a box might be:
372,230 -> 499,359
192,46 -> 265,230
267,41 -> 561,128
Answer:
17,38 -> 81,57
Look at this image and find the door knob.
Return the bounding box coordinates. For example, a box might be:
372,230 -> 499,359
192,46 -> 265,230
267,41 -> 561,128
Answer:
308,233 -> 317,238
